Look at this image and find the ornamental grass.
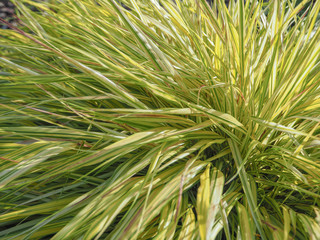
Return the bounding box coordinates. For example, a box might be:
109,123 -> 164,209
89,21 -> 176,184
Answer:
0,0 -> 320,239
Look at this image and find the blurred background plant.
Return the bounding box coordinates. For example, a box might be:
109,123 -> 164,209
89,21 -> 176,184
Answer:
0,0 -> 320,239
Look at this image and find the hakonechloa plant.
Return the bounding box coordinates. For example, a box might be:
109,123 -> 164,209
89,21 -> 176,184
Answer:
0,0 -> 319,239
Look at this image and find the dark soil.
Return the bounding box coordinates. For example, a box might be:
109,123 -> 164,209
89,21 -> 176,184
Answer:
0,0 -> 16,29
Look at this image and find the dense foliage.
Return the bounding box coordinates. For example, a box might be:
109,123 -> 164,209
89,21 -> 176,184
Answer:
0,0 -> 320,239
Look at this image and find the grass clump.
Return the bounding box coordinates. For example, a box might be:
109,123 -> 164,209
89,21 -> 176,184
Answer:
0,0 -> 320,239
